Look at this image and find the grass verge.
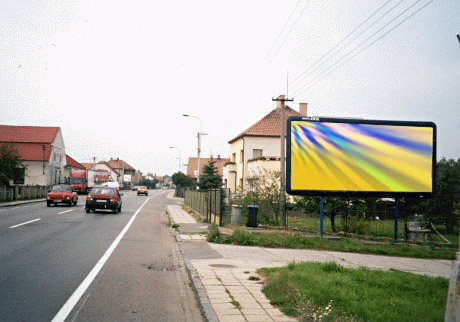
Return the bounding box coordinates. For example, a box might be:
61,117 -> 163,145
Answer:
258,261 -> 448,322
221,229 -> 455,260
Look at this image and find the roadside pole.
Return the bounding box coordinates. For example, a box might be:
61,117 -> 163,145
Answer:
272,95 -> 293,228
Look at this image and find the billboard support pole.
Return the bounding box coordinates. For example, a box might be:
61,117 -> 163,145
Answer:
394,198 -> 399,243
320,196 -> 324,236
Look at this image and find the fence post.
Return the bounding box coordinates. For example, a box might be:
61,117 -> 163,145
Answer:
219,189 -> 223,227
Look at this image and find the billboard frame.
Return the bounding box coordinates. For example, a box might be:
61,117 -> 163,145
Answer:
286,116 -> 437,198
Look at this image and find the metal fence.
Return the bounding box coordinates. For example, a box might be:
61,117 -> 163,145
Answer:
184,189 -> 224,226
0,185 -> 49,202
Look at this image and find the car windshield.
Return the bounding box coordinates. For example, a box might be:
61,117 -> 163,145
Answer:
90,187 -> 115,195
139,186 -> 147,189
52,185 -> 73,192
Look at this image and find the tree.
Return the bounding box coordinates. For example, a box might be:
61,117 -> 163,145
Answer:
198,161 -> 222,190
419,158 -> 460,234
139,178 -> 159,189
172,172 -> 196,188
0,143 -> 25,186
243,169 -> 282,225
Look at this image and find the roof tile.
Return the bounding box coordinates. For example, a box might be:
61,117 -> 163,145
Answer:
229,106 -> 301,143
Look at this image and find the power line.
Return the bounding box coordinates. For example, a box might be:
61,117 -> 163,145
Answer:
288,0 -> 396,91
291,0 -> 409,93
266,0 -> 303,60
266,0 -> 313,70
293,0 -> 435,96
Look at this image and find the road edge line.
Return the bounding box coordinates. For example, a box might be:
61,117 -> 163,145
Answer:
51,197 -> 151,322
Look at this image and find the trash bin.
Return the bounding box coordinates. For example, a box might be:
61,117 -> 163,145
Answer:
246,205 -> 259,228
231,205 -> 243,225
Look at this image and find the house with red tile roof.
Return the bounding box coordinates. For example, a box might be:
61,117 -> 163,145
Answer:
186,156 -> 230,179
223,96 -> 308,192
98,158 -> 136,187
0,125 -> 67,186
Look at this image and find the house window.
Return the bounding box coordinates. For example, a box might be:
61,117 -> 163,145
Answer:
232,153 -> 236,163
240,150 -> 244,163
252,149 -> 262,158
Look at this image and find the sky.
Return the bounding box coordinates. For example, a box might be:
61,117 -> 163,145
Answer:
1,0 -> 459,176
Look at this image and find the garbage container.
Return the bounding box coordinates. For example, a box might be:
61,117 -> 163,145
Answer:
246,205 -> 259,228
231,205 -> 243,225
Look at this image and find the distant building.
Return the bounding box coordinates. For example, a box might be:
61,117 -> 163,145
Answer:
186,155 -> 230,180
0,125 -> 67,185
223,96 -> 308,192
103,158 -> 136,187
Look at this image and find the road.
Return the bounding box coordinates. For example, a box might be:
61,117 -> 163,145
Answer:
0,189 -> 203,322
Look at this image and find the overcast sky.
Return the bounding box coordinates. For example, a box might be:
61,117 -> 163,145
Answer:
1,0 -> 459,176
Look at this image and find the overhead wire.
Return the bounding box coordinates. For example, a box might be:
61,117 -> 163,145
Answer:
266,0 -> 303,60
289,0 -> 408,94
266,0 -> 313,70
292,0 -> 435,96
288,0 -> 395,91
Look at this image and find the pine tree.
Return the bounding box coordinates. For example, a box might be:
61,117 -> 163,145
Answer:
198,161 -> 222,190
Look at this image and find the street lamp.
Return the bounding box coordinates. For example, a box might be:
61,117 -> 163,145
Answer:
183,114 -> 203,184
169,146 -> 181,173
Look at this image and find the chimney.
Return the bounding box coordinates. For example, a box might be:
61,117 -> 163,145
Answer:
276,95 -> 285,109
299,103 -> 308,116
217,155 -> 221,160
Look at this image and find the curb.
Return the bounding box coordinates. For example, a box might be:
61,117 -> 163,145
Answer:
0,199 -> 46,208
166,207 -> 219,322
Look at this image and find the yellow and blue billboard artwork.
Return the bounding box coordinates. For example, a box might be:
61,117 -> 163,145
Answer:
290,120 -> 435,194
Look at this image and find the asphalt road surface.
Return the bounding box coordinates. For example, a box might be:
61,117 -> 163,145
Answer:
0,189 -> 203,322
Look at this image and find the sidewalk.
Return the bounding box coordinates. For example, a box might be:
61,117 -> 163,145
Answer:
166,201 -> 453,322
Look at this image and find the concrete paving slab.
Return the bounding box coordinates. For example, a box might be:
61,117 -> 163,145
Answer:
169,201 -> 454,322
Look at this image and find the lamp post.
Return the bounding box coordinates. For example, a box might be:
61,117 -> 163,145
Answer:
183,114 -> 203,184
169,146 -> 181,173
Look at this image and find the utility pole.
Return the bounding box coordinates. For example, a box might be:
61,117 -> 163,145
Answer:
272,95 -> 293,228
93,157 -> 96,171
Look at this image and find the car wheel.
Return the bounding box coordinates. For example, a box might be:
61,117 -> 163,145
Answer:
111,208 -> 117,214
74,199 -> 78,205
118,205 -> 122,213
86,208 -> 90,213
47,201 -> 51,207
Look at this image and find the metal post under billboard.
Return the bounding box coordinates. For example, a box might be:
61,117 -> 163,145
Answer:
320,196 -> 324,236
394,198 -> 399,243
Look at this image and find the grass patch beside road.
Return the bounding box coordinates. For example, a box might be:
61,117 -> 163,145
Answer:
215,229 -> 455,260
258,261 -> 448,322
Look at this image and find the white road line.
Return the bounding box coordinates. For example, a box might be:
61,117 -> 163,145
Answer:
51,197 -> 151,322
58,210 -> 74,214
9,218 -> 41,229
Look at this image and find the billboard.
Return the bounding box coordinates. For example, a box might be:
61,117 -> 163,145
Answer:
287,117 -> 436,197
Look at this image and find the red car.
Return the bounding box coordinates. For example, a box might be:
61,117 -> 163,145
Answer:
47,184 -> 79,207
85,187 -> 122,214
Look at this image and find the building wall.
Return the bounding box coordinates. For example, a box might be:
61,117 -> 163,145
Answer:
48,130 -> 66,185
24,161 -> 48,186
246,160 -> 281,178
94,163 -> 118,182
229,136 -> 282,191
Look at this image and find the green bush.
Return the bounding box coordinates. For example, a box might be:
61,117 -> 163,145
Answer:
340,217 -> 371,235
207,224 -> 229,243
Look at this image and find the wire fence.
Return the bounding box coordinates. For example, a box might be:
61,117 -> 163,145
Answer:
182,188 -> 224,226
